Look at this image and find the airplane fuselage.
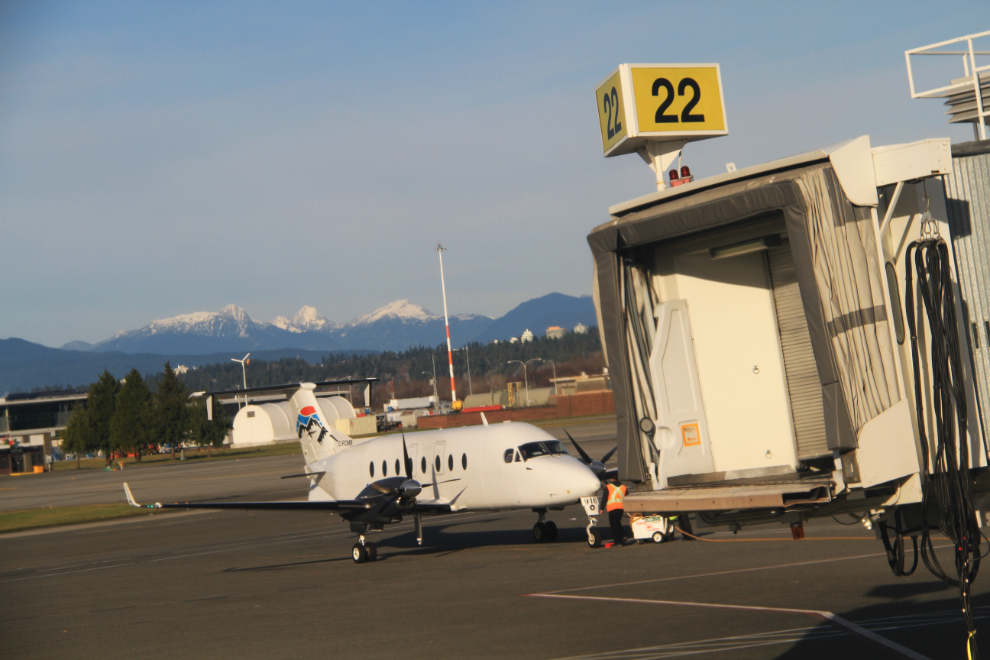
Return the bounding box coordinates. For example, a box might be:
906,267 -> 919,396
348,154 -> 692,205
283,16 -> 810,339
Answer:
306,422 -> 601,511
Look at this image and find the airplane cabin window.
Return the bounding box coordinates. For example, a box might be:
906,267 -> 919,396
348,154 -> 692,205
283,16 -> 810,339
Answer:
395,459 -> 400,475
382,460 -> 387,477
503,449 -> 513,463
448,455 -> 453,471
421,457 -> 427,473
462,453 -> 467,470
435,456 -> 441,471
370,462 -> 374,478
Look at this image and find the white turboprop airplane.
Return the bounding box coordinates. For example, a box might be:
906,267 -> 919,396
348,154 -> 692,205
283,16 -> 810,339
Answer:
124,379 -> 605,563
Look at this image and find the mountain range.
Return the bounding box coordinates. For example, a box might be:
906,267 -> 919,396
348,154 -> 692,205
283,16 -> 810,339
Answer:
1,293 -> 596,392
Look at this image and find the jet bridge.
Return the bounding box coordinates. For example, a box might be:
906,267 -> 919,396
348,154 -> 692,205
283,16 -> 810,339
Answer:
589,135 -> 989,525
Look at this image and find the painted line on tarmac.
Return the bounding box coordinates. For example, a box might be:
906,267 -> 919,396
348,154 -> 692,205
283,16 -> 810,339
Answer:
0,562 -> 136,583
530,593 -> 930,660
541,544 -> 951,595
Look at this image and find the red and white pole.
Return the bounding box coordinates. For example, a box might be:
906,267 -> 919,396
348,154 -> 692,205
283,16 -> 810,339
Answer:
436,243 -> 457,403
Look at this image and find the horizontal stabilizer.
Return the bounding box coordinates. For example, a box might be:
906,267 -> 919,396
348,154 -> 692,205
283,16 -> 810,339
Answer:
189,378 -> 377,400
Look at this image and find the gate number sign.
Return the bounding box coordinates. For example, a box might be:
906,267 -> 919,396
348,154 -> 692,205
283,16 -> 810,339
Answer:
595,64 -> 727,157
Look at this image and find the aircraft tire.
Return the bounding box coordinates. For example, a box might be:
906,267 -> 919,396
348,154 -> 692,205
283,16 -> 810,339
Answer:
366,542 -> 377,561
588,527 -> 603,548
544,521 -> 558,542
533,522 -> 547,543
352,543 -> 367,564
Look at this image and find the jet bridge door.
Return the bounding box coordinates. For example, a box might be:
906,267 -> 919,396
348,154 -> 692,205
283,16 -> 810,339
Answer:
766,243 -> 829,459
649,300 -> 715,485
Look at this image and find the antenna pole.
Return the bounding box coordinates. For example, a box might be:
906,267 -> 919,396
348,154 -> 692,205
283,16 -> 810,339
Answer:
436,244 -> 457,403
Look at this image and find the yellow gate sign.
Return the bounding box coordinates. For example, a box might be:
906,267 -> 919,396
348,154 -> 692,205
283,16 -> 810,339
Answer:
595,63 -> 728,157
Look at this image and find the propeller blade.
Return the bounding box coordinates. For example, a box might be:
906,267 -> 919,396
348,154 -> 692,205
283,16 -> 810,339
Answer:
419,478 -> 462,488
402,433 -> 412,480
564,430 -> 593,465
600,446 -> 617,464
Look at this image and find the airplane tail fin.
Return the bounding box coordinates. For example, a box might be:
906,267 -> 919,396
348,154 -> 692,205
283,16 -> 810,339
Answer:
289,386 -> 354,464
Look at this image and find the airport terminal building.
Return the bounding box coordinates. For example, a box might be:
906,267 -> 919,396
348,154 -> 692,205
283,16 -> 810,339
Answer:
0,391 -> 86,475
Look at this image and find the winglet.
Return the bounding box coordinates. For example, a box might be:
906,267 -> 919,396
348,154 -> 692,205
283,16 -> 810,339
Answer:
123,483 -> 161,509
480,412 -> 489,427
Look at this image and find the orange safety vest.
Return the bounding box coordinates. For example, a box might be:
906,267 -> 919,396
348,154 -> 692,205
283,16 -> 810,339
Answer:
605,483 -> 627,511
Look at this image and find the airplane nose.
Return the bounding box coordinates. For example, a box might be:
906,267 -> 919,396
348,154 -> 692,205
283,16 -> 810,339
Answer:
563,460 -> 602,496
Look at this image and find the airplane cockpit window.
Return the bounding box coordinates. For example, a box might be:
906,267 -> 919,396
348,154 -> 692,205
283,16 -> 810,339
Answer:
514,450 -> 522,462
518,441 -> 569,460
504,449 -> 513,464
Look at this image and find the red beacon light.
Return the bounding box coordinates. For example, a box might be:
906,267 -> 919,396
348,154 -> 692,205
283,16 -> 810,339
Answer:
669,165 -> 693,187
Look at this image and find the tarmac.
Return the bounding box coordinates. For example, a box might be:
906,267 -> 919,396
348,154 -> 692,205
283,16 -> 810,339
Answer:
2,420 -> 986,659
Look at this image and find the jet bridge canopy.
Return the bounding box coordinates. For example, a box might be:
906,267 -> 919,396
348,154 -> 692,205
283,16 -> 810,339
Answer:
589,138 -> 917,485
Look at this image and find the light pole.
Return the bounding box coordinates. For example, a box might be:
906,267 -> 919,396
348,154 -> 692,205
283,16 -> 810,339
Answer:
435,243 -> 457,403
546,359 -> 557,394
231,353 -> 250,408
454,346 -> 473,396
507,358 -> 542,406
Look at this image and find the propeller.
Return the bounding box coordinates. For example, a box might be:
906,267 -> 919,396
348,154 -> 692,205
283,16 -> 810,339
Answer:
565,430 -> 617,481
368,434 -> 422,501
367,434 -> 462,502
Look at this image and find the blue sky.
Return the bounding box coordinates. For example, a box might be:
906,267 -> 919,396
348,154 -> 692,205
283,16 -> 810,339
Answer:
1,1 -> 987,347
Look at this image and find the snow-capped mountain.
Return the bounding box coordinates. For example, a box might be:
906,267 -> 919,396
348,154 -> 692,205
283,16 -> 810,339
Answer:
350,300 -> 438,325
271,306 -> 339,333
64,294 -> 596,356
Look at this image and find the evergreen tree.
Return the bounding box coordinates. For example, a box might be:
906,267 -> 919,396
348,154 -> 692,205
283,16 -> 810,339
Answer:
60,407 -> 93,469
155,362 -> 191,460
110,369 -> 152,462
190,397 -> 229,458
88,371 -> 120,466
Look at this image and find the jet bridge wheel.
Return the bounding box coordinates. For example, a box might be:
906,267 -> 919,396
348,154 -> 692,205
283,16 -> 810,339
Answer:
352,543 -> 368,564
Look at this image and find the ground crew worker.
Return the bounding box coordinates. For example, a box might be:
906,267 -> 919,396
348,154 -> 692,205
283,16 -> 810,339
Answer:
605,478 -> 627,546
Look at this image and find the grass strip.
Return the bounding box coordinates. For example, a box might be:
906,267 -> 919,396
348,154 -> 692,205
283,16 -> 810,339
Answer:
0,503 -> 175,534
54,441 -> 304,472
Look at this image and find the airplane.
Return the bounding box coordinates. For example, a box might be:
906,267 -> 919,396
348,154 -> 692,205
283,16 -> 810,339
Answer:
124,379 -> 605,564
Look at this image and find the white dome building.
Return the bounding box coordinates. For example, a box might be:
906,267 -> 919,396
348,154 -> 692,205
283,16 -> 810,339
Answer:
230,395 -> 357,447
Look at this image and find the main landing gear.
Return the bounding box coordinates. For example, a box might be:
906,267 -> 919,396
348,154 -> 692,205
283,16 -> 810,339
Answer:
532,509 -> 559,543
350,522 -> 378,564
352,535 -> 378,563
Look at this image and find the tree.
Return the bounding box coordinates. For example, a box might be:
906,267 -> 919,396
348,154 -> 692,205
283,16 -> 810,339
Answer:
155,362 -> 191,460
60,407 -> 93,469
88,371 -> 120,466
190,397 -> 229,458
110,369 -> 152,462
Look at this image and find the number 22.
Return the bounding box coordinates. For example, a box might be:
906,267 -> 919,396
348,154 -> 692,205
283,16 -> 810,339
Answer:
652,77 -> 705,124
602,86 -> 622,139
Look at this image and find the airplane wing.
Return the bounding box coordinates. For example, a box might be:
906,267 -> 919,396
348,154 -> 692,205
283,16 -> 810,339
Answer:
123,483 -> 370,511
